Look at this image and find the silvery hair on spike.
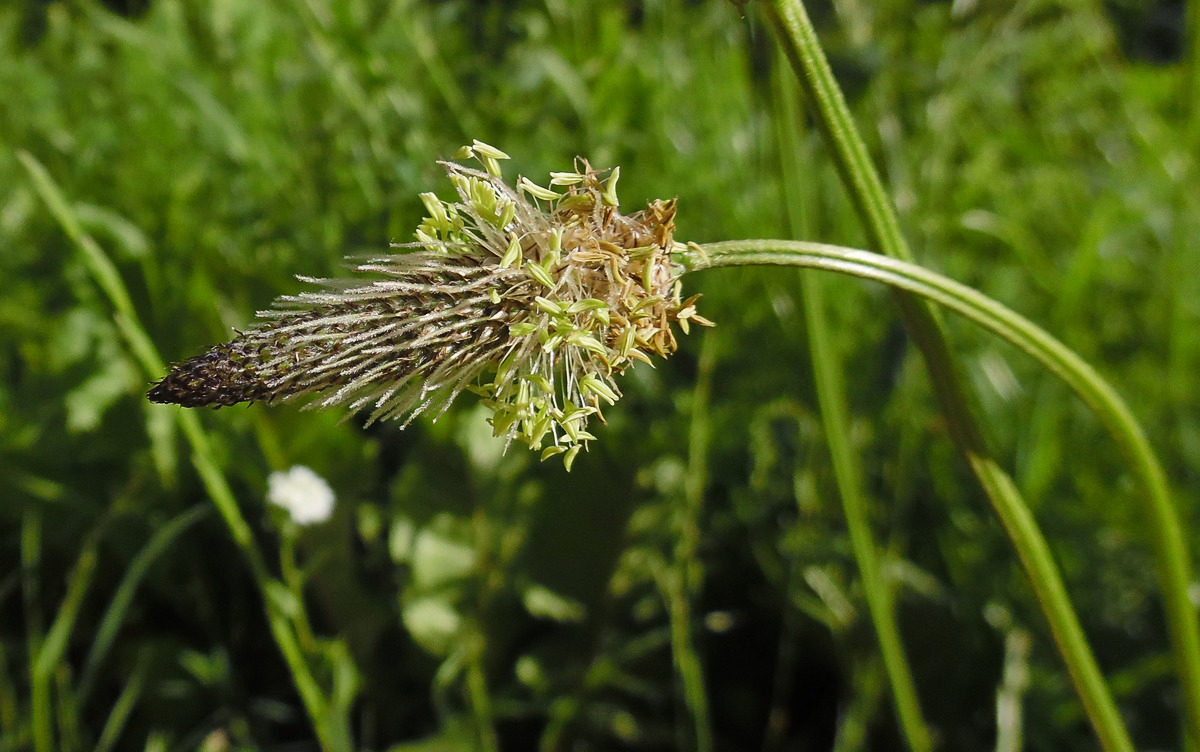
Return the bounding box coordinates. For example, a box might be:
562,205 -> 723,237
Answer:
149,141 -> 712,469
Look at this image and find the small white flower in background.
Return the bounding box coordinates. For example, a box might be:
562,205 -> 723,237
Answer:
267,465 -> 335,525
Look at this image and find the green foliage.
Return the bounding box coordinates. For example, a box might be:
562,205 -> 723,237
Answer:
1,1 -> 1196,750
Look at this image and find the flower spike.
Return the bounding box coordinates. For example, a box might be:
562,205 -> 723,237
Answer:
148,145 -> 713,466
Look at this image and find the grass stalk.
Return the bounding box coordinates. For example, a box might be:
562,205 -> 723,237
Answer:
801,275 -> 933,752
78,507 -> 208,704
18,152 -> 352,752
21,511 -> 50,752
464,631 -> 500,752
771,58 -> 933,752
758,2 -> 1165,748
670,336 -> 716,752
33,531 -> 100,688
92,657 -> 147,752
1188,0 -> 1200,145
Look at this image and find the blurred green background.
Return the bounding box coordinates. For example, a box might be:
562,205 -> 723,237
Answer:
2,0 -> 1197,749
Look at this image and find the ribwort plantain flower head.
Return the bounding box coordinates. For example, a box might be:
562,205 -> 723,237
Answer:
148,141 -> 713,468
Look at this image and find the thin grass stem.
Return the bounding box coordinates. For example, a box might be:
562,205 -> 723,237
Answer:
92,657 -> 147,752
18,151 -> 352,752
802,274 -> 934,751
1187,0 -> 1200,145
78,506 -> 208,704
758,2 -> 1161,748
464,630 -> 500,752
672,336 -> 716,752
22,511 -> 51,752
33,530 -> 100,685
771,57 -> 933,752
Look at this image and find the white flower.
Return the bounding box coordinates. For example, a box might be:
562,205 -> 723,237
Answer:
266,465 -> 335,525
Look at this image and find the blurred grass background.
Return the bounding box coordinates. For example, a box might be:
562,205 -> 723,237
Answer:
2,0 -> 1197,749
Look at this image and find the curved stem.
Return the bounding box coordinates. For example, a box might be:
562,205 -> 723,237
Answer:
755,1 -> 1196,746
681,239 -> 1196,751
755,13 -> 1087,747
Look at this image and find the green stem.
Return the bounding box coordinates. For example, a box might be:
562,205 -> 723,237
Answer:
464,631 -> 500,752
93,653 -> 147,752
281,533 -> 319,654
22,511 -> 51,752
669,336 -> 716,752
1187,0 -> 1200,146
757,1 -> 1189,747
762,0 -> 914,263
18,151 -> 350,752
34,530 -> 101,686
79,507 -> 208,704
684,238 -> 1200,751
802,274 -> 932,752
771,56 -> 932,751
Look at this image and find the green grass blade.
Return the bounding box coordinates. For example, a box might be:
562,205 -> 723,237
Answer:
770,57 -> 933,752
14,153 -> 163,382
33,534 -> 99,683
77,506 -> 209,704
671,336 -> 716,752
756,2 -> 1157,748
92,660 -> 146,752
1188,0 -> 1200,144
802,276 -> 933,752
22,510 -> 51,752
17,151 -> 350,752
